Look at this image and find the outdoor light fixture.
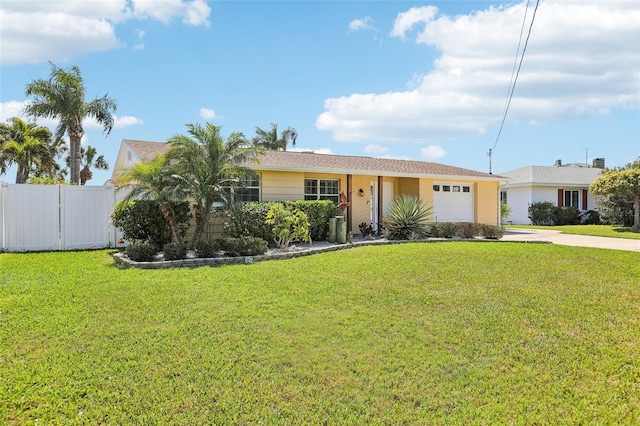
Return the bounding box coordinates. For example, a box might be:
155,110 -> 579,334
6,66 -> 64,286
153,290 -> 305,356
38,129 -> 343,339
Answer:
358,188 -> 365,197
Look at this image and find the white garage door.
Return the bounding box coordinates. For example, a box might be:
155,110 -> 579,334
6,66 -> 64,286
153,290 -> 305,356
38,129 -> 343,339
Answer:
432,182 -> 474,222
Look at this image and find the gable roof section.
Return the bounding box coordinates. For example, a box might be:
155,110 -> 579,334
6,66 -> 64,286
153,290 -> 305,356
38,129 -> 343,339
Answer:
120,140 -> 502,181
124,139 -> 171,162
501,166 -> 603,187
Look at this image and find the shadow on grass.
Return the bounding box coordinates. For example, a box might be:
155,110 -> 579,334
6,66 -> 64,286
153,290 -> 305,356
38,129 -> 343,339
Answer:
613,226 -> 639,234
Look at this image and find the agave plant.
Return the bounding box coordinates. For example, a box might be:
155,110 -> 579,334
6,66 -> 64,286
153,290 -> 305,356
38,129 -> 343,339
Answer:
383,195 -> 433,240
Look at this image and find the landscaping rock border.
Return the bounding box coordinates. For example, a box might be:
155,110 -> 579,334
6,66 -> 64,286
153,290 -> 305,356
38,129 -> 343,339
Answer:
112,238 -> 552,269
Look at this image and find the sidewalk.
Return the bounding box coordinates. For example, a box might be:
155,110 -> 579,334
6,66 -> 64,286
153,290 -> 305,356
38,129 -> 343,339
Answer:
502,228 -> 640,252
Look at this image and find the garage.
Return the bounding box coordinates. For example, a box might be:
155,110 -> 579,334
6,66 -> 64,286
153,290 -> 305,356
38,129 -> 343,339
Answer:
432,182 -> 474,222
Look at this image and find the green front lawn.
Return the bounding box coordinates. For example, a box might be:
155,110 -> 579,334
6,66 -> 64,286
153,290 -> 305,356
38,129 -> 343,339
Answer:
1,244 -> 639,424
509,224 -> 640,239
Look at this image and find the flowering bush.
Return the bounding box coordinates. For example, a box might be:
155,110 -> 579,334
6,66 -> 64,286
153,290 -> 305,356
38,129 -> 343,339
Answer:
265,204 -> 311,248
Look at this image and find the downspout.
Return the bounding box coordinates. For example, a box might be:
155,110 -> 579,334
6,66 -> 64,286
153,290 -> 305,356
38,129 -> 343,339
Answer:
346,174 -> 353,234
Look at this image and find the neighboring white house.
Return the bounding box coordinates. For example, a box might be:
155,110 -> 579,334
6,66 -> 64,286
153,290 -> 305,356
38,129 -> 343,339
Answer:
500,161 -> 604,225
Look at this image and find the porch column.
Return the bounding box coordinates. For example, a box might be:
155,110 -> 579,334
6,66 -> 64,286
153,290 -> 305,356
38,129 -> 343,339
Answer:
377,175 -> 384,232
347,174 -> 353,233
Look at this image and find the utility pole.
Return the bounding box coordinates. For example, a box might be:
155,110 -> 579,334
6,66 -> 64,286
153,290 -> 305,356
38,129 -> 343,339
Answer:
487,148 -> 493,174
582,148 -> 589,166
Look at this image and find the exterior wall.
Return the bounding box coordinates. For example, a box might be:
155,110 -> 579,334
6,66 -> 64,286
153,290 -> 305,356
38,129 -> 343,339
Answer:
260,171 -> 305,201
505,185 -> 596,225
505,186 -> 533,224
351,175 -> 374,231
475,181 -> 500,226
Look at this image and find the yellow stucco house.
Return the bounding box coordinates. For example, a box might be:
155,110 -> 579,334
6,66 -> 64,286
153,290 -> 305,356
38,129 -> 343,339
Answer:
112,139 -> 506,234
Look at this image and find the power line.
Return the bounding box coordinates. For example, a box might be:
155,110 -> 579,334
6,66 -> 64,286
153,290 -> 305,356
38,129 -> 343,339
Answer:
488,0 -> 541,172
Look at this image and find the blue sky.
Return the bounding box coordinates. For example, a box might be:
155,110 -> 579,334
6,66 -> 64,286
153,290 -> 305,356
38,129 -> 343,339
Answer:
1,0 -> 639,185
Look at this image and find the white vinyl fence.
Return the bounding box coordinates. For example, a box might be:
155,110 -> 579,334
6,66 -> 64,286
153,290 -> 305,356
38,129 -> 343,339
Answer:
1,182 -> 123,252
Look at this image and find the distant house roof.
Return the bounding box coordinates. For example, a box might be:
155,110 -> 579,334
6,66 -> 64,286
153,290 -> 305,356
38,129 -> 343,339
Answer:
124,139 -> 170,162
119,140 -> 503,181
500,165 -> 603,187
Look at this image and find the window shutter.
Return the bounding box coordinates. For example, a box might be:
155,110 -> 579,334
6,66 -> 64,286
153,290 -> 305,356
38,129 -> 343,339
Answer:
582,189 -> 588,210
557,189 -> 564,207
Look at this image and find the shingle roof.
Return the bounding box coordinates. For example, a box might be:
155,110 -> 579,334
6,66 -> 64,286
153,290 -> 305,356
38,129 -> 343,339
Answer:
124,139 -> 170,162
123,140 -> 502,180
500,165 -> 603,186
255,150 -> 501,179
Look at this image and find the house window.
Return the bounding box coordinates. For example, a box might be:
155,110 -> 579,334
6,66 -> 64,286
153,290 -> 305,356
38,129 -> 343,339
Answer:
433,185 -> 440,191
443,185 -> 451,192
500,190 -> 507,204
453,186 -> 460,192
463,186 -> 471,193
222,176 -> 261,203
564,190 -> 579,208
304,179 -> 339,203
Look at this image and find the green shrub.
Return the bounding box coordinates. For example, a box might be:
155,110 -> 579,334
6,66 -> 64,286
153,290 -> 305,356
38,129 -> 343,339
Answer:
456,222 -> 479,238
285,200 -> 337,240
265,204 -> 312,248
500,203 -> 512,224
431,222 -> 457,238
554,206 -> 581,225
383,195 -> 433,240
163,242 -> 187,261
194,239 -> 221,258
113,200 -> 191,249
222,202 -> 275,241
581,210 -> 602,225
528,201 -> 555,225
479,224 -> 504,239
125,240 -> 157,262
223,200 -> 335,242
220,237 -> 268,257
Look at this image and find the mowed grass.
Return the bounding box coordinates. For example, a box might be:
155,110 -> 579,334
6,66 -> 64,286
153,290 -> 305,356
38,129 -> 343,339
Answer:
1,243 -> 639,424
509,224 -> 640,240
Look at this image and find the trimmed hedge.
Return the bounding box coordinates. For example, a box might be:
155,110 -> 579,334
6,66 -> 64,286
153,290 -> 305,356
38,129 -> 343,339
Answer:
219,237 -> 268,257
431,222 -> 503,239
163,242 -> 187,261
125,240 -> 157,262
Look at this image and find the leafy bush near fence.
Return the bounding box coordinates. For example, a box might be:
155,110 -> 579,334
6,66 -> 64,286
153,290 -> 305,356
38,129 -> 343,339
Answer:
223,200 -> 335,242
162,242 -> 187,261
113,200 -> 191,249
125,240 -> 157,262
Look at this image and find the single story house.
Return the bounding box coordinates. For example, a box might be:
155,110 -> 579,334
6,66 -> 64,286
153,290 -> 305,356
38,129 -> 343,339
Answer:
112,139 -> 506,234
499,162 -> 604,225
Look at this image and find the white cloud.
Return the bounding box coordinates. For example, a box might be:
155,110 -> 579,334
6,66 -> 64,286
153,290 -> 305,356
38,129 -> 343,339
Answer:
317,1 -> 640,143
199,108 -> 218,120
349,17 -> 374,32
0,0 -> 211,65
113,115 -> 144,128
421,145 -> 447,159
364,144 -> 389,155
313,148 -> 334,155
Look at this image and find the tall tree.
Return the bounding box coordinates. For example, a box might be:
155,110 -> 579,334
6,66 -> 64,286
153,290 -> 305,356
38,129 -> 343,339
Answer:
77,146 -> 109,185
24,62 -> 117,184
0,117 -> 52,183
252,123 -> 297,151
166,123 -> 264,245
117,156 -> 186,244
590,163 -> 640,231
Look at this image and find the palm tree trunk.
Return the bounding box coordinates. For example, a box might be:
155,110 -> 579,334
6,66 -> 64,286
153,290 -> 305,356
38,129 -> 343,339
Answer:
158,203 -> 183,244
192,204 -> 206,246
15,164 -> 29,184
68,124 -> 84,185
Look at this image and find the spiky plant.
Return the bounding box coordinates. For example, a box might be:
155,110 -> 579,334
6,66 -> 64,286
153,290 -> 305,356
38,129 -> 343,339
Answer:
383,195 -> 433,240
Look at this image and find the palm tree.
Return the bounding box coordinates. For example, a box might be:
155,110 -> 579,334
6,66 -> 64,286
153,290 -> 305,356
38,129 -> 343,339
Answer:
0,117 -> 52,183
252,123 -> 297,151
78,146 -> 109,185
117,156 -> 186,244
24,62 -> 117,185
166,123 -> 264,245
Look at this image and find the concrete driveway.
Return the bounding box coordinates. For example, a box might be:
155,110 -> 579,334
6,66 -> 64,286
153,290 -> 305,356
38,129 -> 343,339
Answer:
502,228 -> 640,252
